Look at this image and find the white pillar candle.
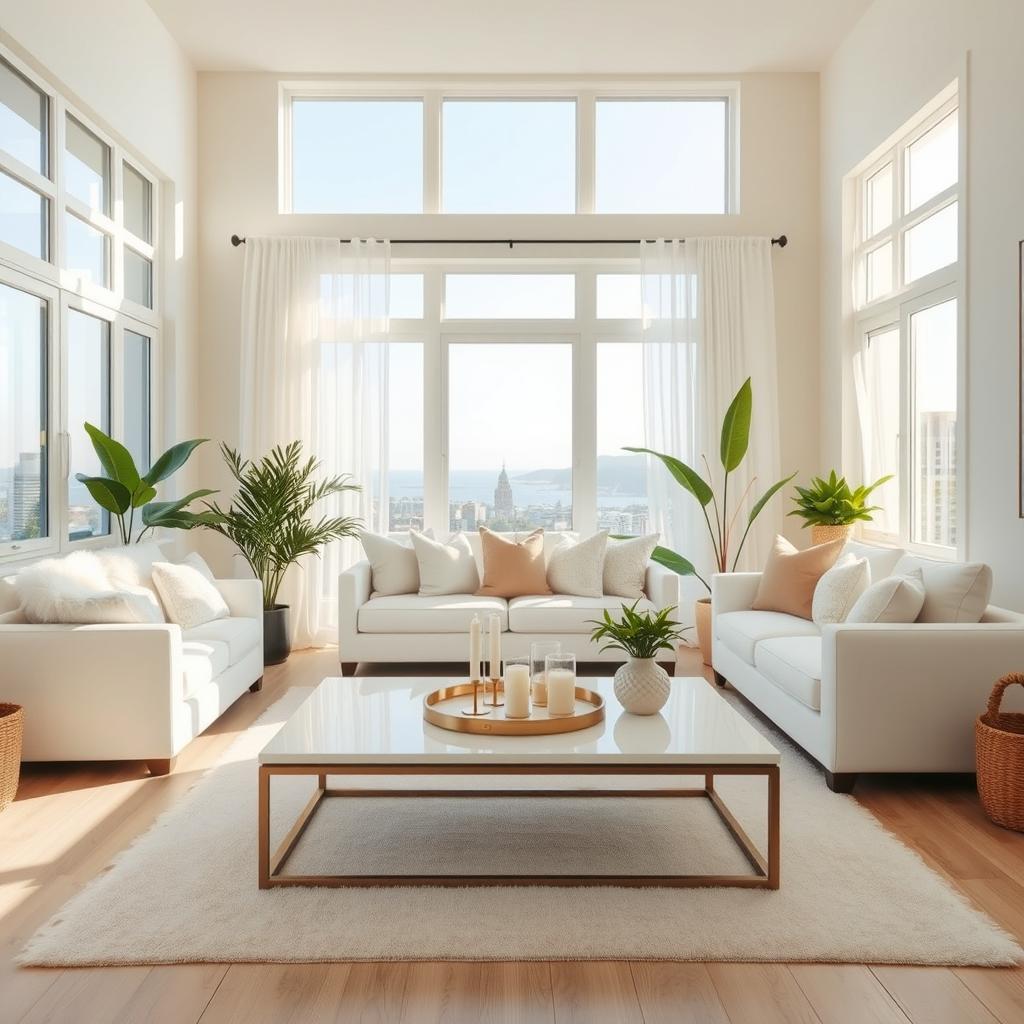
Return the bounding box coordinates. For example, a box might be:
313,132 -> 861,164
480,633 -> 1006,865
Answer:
547,668 -> 576,716
504,663 -> 531,718
469,615 -> 481,681
489,613 -> 501,679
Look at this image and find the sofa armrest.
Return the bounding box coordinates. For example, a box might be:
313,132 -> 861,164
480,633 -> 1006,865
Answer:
711,572 -> 762,617
214,578 -> 263,619
339,560 -> 372,643
644,562 -> 679,609
821,622 -> 1024,772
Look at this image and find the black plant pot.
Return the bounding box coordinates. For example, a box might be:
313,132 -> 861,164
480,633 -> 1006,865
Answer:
263,604 -> 291,665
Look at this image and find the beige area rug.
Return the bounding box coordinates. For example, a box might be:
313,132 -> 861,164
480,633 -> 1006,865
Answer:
19,685 -> 1022,966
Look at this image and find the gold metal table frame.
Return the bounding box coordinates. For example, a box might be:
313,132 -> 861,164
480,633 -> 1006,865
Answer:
257,761 -> 781,890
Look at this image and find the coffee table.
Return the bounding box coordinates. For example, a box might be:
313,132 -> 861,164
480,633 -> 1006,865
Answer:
258,676 -> 781,889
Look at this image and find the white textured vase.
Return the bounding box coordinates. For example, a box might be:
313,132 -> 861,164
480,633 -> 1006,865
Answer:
613,657 -> 671,715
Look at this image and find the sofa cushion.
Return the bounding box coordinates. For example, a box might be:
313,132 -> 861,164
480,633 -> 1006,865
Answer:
508,594 -> 655,634
464,531 -> 578,573
152,561 -> 229,630
183,616 -> 260,665
412,531 -> 480,596
603,534 -> 659,599
477,527 -> 551,598
754,636 -> 823,711
181,638 -> 230,698
358,594 -> 508,634
811,555 -> 870,626
840,540 -> 905,580
892,554 -> 993,623
753,535 -> 845,620
716,609 -> 820,665
547,531 -> 608,598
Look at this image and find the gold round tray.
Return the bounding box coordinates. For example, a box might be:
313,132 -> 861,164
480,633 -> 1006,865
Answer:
423,682 -> 605,736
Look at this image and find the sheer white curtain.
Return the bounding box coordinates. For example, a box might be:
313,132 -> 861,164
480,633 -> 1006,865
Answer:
641,237 -> 782,594
239,237 -> 390,648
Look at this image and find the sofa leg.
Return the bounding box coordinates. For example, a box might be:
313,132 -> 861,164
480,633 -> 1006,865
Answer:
249,676 -> 264,693
826,771 -> 858,794
340,662 -> 358,677
713,671 -> 727,688
146,757 -> 176,777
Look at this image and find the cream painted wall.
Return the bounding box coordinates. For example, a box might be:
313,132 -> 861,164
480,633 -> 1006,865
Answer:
820,0 -> 1024,608
195,71 -> 821,574
0,0 -> 199,494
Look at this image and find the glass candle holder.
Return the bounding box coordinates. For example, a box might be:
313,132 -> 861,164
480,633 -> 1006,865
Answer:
503,656 -> 531,719
545,653 -> 577,716
529,640 -> 561,707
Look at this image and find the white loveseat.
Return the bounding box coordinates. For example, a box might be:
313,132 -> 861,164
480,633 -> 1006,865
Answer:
0,544 -> 264,775
338,531 -> 679,673
711,542 -> 1024,791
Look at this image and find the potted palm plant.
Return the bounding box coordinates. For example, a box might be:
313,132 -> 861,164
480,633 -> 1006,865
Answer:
201,442 -> 362,665
788,470 -> 893,545
589,602 -> 688,715
626,378 -> 795,666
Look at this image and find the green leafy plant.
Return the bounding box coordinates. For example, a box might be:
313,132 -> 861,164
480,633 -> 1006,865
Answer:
788,470 -> 893,528
201,442 -> 362,610
75,422 -> 214,544
588,601 -> 689,660
626,378 -> 796,592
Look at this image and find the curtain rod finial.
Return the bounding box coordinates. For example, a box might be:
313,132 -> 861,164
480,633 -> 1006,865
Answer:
774,234 -> 788,248
231,234 -> 245,247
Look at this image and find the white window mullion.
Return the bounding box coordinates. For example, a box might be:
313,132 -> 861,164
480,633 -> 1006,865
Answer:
576,91 -> 595,215
422,267 -> 445,534
573,270 -> 597,534
422,91 -> 441,215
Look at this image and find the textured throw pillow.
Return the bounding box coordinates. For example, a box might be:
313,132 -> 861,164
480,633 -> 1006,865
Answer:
811,555 -> 871,626
151,561 -> 230,630
360,530 -> 433,596
546,531 -> 608,597
752,535 -> 846,620
603,534 -> 659,599
846,568 -> 926,624
477,527 -> 551,598
412,530 -> 480,596
891,554 -> 993,623
15,551 -> 165,624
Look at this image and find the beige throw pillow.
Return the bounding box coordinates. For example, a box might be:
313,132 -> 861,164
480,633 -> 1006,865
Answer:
752,535 -> 846,620
476,527 -> 551,598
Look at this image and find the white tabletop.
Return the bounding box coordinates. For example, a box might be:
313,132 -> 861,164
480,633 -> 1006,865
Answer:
259,676 -> 780,767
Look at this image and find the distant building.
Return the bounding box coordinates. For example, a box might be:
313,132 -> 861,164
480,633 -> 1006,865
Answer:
13,451 -> 42,538
917,410 -> 956,547
494,463 -> 514,518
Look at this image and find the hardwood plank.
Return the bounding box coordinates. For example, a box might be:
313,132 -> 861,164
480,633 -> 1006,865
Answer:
18,967 -> 151,1024
113,964 -> 229,1024
629,962 -> 730,1024
956,967 -> 1024,1024
197,963 -> 352,1024
872,966 -> 999,1024
705,964 -> 821,1024
789,964 -> 909,1024
338,961 -> 410,1023
549,961 -> 642,1024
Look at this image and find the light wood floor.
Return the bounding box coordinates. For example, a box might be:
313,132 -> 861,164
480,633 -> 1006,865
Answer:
3,648 -> 1024,1024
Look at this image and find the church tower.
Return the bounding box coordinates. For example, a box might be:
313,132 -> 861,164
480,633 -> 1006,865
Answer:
494,463 -> 514,518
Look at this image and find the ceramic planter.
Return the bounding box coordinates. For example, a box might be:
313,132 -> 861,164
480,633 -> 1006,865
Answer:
263,604 -> 291,665
613,657 -> 671,715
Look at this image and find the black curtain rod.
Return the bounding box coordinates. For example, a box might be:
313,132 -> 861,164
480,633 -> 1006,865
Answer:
229,233 -> 788,249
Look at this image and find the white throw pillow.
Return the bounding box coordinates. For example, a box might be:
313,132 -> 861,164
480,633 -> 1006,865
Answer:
360,530 -> 433,596
846,568 -> 926,624
151,561 -> 230,630
892,554 -> 993,623
547,531 -> 608,598
15,551 -> 165,624
411,531 -> 480,596
181,551 -> 216,580
839,539 -> 905,580
603,534 -> 659,600
811,555 -> 871,626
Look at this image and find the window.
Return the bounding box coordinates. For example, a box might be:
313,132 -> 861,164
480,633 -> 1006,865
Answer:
444,274 -> 575,319
0,169 -> 47,260
596,275 -> 643,319
442,99 -> 575,213
123,329 -> 151,470
65,114 -> 110,214
447,342 -> 573,532
65,211 -> 109,288
595,99 -> 728,213
290,98 -> 423,213
850,85 -> 960,554
0,57 -> 47,173
385,342 -> 424,531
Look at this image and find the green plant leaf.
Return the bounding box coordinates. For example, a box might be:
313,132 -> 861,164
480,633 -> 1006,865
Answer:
719,377 -> 752,472
623,446 -> 713,506
142,438 -> 208,487
131,484 -> 158,508
649,546 -> 697,577
75,474 -> 132,514
84,422 -> 141,493
748,472 -> 798,526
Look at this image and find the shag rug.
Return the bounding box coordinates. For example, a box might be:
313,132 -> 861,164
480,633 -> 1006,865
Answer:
20,684 -> 1022,966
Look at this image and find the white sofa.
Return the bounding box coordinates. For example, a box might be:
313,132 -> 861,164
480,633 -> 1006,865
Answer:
0,544 -> 264,775
711,542 -> 1024,791
338,531 -> 679,673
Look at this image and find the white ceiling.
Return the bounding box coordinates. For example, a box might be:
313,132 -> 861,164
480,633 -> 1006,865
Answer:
145,0 -> 873,74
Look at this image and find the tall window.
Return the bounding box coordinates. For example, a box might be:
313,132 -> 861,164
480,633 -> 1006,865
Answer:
852,85 -> 960,554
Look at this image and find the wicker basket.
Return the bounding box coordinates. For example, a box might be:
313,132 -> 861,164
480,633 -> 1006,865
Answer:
976,674 -> 1024,831
0,703 -> 23,813
810,523 -> 853,546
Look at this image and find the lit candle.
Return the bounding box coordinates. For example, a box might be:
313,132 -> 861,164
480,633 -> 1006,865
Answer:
489,613 -> 501,680
504,663 -> 531,718
547,668 -> 576,716
469,615 -> 481,681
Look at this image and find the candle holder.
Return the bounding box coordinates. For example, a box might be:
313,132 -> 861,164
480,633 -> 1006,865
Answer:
461,677 -> 491,717
486,677 -> 504,707
530,640 -> 561,708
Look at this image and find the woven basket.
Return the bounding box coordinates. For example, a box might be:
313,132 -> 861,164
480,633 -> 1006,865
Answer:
810,523 -> 853,546
0,703 -> 23,813
976,674 -> 1024,831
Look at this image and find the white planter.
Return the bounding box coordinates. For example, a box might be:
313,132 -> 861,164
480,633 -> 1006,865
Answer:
613,657 -> 671,715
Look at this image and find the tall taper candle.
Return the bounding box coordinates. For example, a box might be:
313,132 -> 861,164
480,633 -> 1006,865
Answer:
469,615 -> 481,681
489,613 -> 501,680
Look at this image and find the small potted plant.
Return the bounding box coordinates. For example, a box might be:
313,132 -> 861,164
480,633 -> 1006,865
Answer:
201,442 -> 362,665
788,470 -> 893,546
588,602 -> 689,715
